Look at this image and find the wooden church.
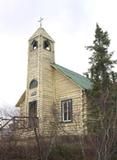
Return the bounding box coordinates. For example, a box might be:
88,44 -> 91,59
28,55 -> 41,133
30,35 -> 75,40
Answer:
16,24 -> 92,136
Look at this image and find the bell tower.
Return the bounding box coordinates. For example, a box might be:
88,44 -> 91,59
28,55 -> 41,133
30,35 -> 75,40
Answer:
25,25 -> 55,133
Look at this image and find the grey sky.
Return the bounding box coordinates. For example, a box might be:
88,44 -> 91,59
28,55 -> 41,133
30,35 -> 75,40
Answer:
0,0 -> 117,107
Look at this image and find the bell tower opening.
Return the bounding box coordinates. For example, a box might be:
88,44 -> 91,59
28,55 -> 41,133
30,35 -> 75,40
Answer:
31,40 -> 38,50
43,40 -> 51,51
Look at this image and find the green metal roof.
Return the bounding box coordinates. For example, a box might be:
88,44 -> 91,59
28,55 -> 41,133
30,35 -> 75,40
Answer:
51,63 -> 92,90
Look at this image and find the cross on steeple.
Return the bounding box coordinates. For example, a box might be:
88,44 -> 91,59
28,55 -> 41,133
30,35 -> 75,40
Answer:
38,17 -> 44,28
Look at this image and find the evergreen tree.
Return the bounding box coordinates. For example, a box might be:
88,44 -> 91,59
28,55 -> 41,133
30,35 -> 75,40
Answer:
86,24 -> 117,133
85,24 -> 117,160
86,24 -> 117,95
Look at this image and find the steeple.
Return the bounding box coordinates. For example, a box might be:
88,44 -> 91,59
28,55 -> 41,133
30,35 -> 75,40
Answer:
26,25 -> 55,133
29,27 -> 54,42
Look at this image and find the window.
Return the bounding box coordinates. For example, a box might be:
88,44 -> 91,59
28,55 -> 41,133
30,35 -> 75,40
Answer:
43,40 -> 51,51
61,99 -> 72,122
31,40 -> 38,50
29,79 -> 38,89
29,101 -> 38,128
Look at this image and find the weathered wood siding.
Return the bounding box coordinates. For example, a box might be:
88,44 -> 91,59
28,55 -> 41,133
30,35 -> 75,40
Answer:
40,51 -> 56,135
16,27 -> 88,137
54,70 -> 86,135
18,68 -> 88,136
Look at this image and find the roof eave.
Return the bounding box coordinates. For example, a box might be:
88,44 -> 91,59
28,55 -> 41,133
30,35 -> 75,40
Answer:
16,91 -> 26,107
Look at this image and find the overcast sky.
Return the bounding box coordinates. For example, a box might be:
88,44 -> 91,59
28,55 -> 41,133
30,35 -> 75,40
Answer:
0,0 -> 117,107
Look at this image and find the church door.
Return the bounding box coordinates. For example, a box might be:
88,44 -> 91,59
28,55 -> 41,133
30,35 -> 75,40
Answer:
29,101 -> 38,128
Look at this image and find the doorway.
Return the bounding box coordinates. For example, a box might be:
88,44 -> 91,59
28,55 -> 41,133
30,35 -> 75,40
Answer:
29,101 -> 38,128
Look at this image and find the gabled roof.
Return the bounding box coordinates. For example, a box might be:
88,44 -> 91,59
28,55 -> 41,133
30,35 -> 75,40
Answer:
51,63 -> 92,90
29,27 -> 54,42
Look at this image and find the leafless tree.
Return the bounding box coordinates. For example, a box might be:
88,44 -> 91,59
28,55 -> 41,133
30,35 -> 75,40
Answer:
78,89 -> 117,160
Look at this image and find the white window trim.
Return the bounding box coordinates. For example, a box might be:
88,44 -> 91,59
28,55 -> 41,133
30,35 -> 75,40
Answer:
61,99 -> 72,122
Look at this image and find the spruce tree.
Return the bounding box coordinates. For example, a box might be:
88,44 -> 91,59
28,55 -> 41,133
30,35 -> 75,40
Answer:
86,24 -> 117,95
86,24 -> 117,133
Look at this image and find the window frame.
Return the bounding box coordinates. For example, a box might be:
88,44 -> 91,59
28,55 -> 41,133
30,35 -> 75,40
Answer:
29,79 -> 38,89
61,99 -> 72,122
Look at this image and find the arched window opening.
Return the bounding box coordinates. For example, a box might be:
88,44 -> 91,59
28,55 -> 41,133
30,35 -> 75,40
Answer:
29,79 -> 38,89
43,40 -> 51,51
31,40 -> 38,50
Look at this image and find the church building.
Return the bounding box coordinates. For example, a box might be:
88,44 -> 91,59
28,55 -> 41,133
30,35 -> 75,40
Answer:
16,25 -> 92,135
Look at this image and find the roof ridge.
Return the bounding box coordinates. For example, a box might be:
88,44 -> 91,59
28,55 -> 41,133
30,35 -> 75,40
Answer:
53,63 -> 89,80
